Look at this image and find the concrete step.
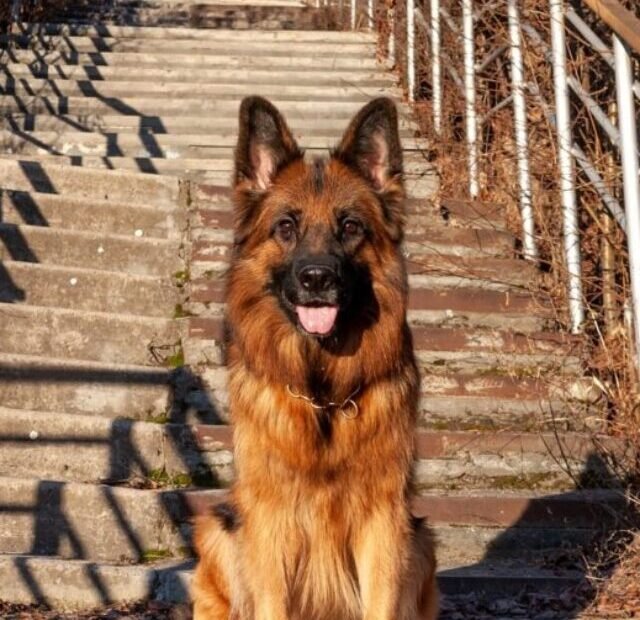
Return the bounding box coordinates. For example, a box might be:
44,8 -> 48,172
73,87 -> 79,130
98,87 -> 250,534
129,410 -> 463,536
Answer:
1,77 -> 394,103
185,487 -> 625,530
18,23 -> 375,43
0,555 -> 190,610
0,305 -> 183,366
406,256 -> 538,291
408,287 -> 550,330
0,131 -> 428,163
0,407 -> 218,486
0,157 -> 182,206
412,327 -> 581,374
441,198 -> 508,231
2,61 -> 395,87
0,152 -> 233,181
168,365 -> 599,428
0,94 -> 411,117
0,223 -> 182,276
0,476 -> 185,563
189,277 -> 551,331
0,154 -> 438,197
5,403 -> 620,490
5,48 -> 381,70
3,112 -> 421,139
185,236 -> 531,291
420,395 -> 602,432
185,317 -> 581,375
0,353 -> 172,418
0,189 -> 184,239
0,128 -> 428,155
0,474 -> 621,563
0,261 -> 178,316
192,426 -> 625,492
192,206 -> 515,259
0,555 -> 587,610
4,34 -> 377,56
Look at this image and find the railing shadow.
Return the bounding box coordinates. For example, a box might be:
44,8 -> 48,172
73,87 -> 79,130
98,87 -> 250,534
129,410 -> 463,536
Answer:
0,362 -> 224,606
437,450 -> 639,619
1,27 -> 169,173
0,159 -> 52,302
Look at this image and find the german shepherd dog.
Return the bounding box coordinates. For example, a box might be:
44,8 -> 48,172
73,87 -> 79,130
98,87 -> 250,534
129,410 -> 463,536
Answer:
192,96 -> 438,620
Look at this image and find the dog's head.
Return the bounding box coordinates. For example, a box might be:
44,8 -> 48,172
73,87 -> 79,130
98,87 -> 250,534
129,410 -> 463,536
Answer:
229,96 -> 407,346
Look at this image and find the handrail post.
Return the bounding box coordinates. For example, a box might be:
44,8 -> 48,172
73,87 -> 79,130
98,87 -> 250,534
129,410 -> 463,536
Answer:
614,34 -> 640,374
430,0 -> 442,135
508,0 -> 538,261
351,0 -> 357,29
367,0 -> 374,29
462,0 -> 479,198
550,0 -> 584,333
388,6 -> 396,66
407,0 -> 415,102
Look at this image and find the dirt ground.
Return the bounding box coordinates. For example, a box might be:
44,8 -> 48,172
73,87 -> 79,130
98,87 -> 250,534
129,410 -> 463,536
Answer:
0,602 -> 192,620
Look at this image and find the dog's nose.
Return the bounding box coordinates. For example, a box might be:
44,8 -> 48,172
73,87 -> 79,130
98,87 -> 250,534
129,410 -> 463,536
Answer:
297,264 -> 337,294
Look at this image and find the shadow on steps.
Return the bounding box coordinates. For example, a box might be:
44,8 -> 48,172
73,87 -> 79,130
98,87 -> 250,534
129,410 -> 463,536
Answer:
437,451 -> 640,619
0,361 -> 638,616
0,364 -> 222,607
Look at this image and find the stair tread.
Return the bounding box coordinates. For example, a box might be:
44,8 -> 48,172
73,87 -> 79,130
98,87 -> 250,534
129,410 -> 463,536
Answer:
0,3 -> 617,611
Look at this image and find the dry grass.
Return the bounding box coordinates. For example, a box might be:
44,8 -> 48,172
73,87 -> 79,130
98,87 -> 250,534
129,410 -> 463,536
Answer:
372,0 -> 640,612
380,0 -> 640,439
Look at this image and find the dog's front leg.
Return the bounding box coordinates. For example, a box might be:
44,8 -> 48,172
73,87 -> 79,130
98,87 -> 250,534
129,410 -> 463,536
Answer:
355,508 -> 409,620
241,516 -> 289,620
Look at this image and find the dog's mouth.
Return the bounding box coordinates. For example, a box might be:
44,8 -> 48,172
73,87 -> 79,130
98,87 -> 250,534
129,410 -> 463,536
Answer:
295,304 -> 339,336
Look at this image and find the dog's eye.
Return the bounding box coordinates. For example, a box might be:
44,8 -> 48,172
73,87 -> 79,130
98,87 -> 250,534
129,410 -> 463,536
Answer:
342,219 -> 362,238
276,218 -> 296,242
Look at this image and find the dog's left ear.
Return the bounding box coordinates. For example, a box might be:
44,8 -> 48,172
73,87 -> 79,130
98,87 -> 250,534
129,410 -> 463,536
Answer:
334,98 -> 405,240
234,96 -> 302,191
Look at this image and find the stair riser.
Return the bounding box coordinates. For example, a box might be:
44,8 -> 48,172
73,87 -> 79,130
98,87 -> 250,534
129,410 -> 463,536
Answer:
0,410 -> 168,483
189,299 -> 547,333
0,191 -> 183,239
20,24 -> 376,43
0,476 -> 605,564
419,396 -> 597,431
6,37 -> 377,56
7,49 -> 380,69
1,262 -> 178,317
193,220 -> 515,260
183,327 -> 577,377
0,366 -> 171,419
0,159 -> 180,206
191,261 -> 534,292
0,478 -> 184,563
6,113 -> 420,133
2,80 -> 393,103
0,136 -> 427,170
3,63 -> 394,86
0,308 -> 181,366
169,367 -> 589,428
1,133 -> 427,155
0,430 -> 587,492
1,95 -> 408,116
0,557 -> 177,610
0,556 -> 585,610
0,225 -> 182,277
0,156 -> 438,197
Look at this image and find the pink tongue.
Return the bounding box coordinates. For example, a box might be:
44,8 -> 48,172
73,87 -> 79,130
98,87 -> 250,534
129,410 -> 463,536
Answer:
295,305 -> 338,335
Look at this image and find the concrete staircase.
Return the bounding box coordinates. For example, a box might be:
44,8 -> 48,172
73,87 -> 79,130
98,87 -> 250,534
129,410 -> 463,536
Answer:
0,1 -> 627,615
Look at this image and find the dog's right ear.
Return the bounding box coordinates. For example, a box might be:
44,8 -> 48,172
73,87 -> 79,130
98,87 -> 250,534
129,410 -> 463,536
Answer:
234,96 -> 302,191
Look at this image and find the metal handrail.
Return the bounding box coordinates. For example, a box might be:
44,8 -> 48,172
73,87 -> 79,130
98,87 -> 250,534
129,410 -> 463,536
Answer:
345,0 -> 640,372
582,0 -> 640,56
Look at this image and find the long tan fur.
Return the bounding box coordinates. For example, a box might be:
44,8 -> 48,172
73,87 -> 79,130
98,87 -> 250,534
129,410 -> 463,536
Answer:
193,96 -> 438,620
